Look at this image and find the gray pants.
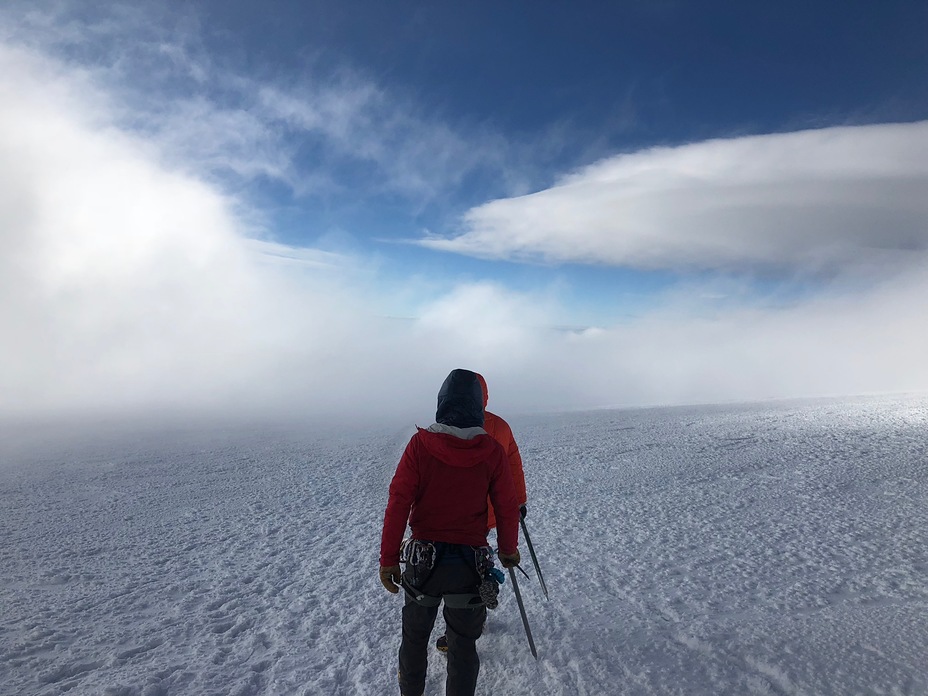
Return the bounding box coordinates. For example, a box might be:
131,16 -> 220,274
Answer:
398,561 -> 487,696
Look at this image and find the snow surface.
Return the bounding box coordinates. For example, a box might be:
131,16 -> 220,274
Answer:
2,395 -> 927,696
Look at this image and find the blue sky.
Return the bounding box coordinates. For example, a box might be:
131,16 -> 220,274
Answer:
2,1 -> 928,417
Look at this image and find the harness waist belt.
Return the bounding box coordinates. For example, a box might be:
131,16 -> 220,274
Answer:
400,579 -> 484,609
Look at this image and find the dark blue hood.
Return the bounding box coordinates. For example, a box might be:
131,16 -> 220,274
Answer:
435,369 -> 485,428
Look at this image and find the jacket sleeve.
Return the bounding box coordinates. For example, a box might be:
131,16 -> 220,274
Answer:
488,444 -> 520,556
503,423 -> 527,506
379,435 -> 420,566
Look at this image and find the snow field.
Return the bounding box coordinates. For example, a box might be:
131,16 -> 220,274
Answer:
1,395 -> 927,695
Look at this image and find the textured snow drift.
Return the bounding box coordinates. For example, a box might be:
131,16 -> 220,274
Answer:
2,395 -> 927,695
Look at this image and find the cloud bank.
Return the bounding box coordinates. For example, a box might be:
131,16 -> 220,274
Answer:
0,39 -> 540,419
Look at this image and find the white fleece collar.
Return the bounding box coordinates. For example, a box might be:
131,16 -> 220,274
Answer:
426,423 -> 488,440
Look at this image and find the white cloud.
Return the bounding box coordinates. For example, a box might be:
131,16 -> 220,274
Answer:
422,122 -> 928,275
0,39 -> 534,419
422,270 -> 928,416
0,42 -> 346,415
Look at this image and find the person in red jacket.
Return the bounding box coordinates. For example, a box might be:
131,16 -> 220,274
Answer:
477,373 -> 528,526
434,372 -> 529,653
380,368 -> 521,696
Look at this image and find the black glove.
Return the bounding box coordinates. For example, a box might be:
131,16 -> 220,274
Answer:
519,504 -> 527,520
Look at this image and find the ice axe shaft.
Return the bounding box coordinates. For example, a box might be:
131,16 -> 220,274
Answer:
508,565 -> 537,659
520,518 -> 548,600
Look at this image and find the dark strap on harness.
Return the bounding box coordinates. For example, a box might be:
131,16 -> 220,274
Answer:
400,578 -> 484,608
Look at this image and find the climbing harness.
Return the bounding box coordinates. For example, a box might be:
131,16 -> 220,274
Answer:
399,539 -> 504,609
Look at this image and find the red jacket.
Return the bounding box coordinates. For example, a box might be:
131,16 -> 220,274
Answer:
379,426 -> 520,567
477,375 -> 527,529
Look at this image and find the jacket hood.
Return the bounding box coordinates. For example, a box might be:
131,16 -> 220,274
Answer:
476,373 -> 489,409
436,369 -> 484,428
418,424 -> 494,467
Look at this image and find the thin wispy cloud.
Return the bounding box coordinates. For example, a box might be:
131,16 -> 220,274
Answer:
422,122 -> 928,275
1,3 -> 515,205
254,79 -> 496,199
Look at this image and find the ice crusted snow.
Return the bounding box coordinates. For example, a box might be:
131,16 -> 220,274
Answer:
2,394 -> 927,695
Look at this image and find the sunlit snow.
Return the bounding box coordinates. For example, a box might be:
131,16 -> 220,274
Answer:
2,395 -> 927,695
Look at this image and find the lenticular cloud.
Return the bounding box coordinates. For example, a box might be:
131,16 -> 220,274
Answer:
424,121 -> 928,274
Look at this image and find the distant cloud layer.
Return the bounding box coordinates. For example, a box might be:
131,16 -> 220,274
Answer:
423,122 -> 928,274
